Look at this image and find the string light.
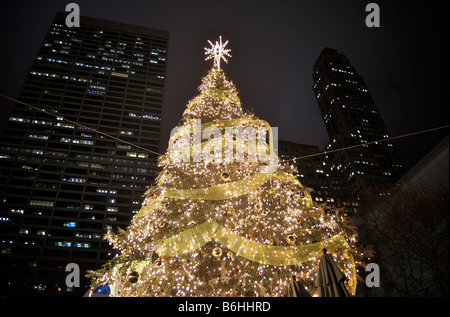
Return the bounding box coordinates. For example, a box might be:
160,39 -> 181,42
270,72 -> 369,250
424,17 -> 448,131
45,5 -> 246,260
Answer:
92,37 -> 367,297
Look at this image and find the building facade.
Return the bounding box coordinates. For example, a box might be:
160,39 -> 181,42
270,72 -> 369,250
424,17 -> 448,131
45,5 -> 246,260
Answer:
278,140 -> 356,209
0,12 -> 168,296
312,48 -> 404,198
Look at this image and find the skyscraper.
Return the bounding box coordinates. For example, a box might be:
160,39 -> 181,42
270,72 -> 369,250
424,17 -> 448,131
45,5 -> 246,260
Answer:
312,48 -> 403,198
0,12 -> 168,296
278,140 -> 356,209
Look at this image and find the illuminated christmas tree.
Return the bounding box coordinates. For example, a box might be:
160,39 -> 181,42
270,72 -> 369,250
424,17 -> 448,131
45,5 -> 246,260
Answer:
91,37 -> 363,297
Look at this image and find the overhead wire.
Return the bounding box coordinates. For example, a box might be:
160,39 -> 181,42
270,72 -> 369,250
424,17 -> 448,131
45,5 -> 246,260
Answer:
281,125 -> 449,163
0,92 -> 448,163
0,92 -> 164,157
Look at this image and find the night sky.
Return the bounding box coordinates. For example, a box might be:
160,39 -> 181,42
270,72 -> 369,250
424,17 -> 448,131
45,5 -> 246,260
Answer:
0,0 -> 448,171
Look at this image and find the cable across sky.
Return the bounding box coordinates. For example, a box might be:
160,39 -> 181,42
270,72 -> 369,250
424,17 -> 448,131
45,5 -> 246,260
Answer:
281,125 -> 449,163
1,92 -> 447,164
0,92 -> 164,157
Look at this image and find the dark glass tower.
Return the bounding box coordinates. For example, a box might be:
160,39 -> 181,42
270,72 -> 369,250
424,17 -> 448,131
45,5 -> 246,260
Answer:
278,140 -> 355,209
0,12 -> 168,296
312,48 -> 404,198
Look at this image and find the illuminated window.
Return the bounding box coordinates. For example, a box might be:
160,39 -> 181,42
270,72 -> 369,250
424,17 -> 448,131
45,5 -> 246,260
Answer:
19,228 -> 29,235
120,131 -> 133,135
107,207 -> 118,212
87,88 -> 105,95
75,242 -> 91,248
9,117 -> 30,123
126,152 -> 148,158
29,200 -> 54,207
32,120 -> 53,126
28,134 -> 48,140
65,177 -> 86,183
55,241 -> 72,247
90,163 -> 106,169
142,114 -> 160,120
72,139 -> 94,145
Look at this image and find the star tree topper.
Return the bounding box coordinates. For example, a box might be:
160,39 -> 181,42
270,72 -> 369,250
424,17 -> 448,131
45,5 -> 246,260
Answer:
204,36 -> 232,70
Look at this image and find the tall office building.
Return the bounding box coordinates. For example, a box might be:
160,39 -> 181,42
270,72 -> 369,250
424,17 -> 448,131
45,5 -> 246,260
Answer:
312,48 -> 403,198
278,140 -> 356,209
0,12 -> 168,296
